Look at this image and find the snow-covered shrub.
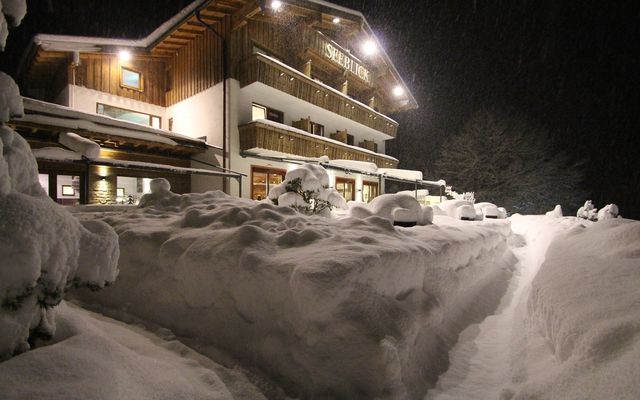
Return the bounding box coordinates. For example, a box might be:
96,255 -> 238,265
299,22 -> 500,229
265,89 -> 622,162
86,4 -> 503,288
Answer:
268,163 -> 347,216
577,200 -> 598,221
597,203 -> 619,221
349,193 -> 433,226
433,199 -> 482,220
0,12 -> 119,359
1,0 -> 27,50
138,177 -> 179,209
545,204 -> 563,218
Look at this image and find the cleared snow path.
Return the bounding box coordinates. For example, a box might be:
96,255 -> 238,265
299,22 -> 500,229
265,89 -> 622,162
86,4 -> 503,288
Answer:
426,216 -> 564,400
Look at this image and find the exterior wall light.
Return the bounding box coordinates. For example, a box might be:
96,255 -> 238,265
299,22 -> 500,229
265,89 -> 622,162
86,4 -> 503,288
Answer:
332,17 -> 341,24
393,85 -> 405,97
271,1 -> 283,11
118,50 -> 131,62
362,40 -> 377,56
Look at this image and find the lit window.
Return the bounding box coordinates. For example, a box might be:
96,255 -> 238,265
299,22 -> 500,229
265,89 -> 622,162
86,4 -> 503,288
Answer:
252,104 -> 267,120
121,67 -> 142,90
97,103 -> 161,128
335,177 -> 355,201
363,181 -> 379,202
252,103 -> 284,123
252,167 -> 286,201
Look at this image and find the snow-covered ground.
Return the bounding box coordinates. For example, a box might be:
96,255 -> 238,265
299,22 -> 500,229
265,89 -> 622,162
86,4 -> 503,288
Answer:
67,191 -> 514,399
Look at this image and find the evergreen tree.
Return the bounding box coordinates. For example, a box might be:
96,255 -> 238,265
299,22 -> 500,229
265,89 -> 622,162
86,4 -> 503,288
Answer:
434,110 -> 586,214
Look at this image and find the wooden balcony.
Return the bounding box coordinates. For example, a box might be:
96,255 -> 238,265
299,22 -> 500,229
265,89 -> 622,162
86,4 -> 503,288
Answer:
239,120 -> 399,168
238,53 -> 399,137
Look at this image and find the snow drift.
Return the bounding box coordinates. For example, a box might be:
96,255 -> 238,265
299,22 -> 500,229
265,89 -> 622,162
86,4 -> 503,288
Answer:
0,301 -> 268,400
519,218 -> 640,399
72,190 -> 515,399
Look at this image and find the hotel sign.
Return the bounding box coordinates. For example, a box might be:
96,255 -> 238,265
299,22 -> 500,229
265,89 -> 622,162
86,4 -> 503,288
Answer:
316,34 -> 372,85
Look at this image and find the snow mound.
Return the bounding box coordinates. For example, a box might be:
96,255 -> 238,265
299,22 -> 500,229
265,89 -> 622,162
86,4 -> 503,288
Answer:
545,204 -> 563,218
0,51 -> 119,360
138,177 -> 179,208
349,193 -> 433,225
577,200 -> 598,221
0,301 -> 268,400
0,72 -> 23,122
1,0 -> 26,28
58,131 -> 100,159
522,218 -> 640,399
73,191 -> 515,399
597,203 -> 619,221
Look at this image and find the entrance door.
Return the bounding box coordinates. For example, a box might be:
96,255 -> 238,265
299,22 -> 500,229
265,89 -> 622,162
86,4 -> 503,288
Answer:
251,167 -> 286,200
335,177 -> 355,201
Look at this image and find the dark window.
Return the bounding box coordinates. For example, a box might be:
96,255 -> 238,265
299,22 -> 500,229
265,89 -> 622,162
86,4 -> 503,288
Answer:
310,122 -> 324,137
347,134 -> 354,145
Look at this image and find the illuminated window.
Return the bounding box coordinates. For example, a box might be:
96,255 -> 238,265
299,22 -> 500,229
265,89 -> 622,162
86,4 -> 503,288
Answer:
121,67 -> 142,90
251,167 -> 286,201
335,177 -> 355,201
251,103 -> 284,123
97,103 -> 161,128
363,181 -> 379,203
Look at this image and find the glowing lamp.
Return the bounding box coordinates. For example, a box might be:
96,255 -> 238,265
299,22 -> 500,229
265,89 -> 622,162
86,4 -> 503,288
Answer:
118,50 -> 131,62
392,85 -> 405,97
332,17 -> 341,24
271,0 -> 283,11
362,40 -> 377,56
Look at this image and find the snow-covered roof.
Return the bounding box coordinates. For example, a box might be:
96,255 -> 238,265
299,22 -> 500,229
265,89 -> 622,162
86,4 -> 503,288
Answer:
16,97 -> 204,148
32,146 -> 242,178
32,0 -> 209,53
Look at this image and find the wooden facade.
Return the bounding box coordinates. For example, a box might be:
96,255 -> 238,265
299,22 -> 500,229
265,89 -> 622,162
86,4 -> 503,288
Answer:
239,120 -> 398,168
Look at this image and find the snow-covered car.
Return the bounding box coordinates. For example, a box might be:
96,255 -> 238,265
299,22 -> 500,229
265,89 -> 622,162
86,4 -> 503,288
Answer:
474,202 -> 507,219
349,193 -> 433,226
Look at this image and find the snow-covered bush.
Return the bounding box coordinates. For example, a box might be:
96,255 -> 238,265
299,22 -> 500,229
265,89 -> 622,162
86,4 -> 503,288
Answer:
349,193 -> 433,226
268,163 -> 347,216
0,8 -> 119,360
138,177 -> 179,209
576,200 -> 598,221
597,203 -> 619,221
0,0 -> 27,50
433,199 -> 483,220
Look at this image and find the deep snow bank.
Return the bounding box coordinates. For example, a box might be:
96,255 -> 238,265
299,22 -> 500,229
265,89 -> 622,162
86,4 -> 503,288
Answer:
518,217 -> 640,399
72,191 -> 515,399
0,301 -> 267,400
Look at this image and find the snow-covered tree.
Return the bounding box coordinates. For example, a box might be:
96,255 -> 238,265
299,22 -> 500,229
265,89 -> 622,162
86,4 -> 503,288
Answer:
268,163 -> 347,216
0,1 -> 119,360
577,200 -> 598,221
434,110 -> 586,214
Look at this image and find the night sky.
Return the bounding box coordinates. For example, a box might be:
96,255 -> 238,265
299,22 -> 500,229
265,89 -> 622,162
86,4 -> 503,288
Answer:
3,1 -> 639,218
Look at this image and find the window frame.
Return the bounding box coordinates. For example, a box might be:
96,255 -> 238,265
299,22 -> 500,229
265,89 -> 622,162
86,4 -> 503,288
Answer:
251,166 -> 287,201
335,177 -> 356,201
251,102 -> 284,123
96,103 -> 161,129
362,180 -> 379,203
120,66 -> 144,91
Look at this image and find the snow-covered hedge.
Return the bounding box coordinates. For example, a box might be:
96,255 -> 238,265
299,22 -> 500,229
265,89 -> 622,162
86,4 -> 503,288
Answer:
72,190 -> 515,399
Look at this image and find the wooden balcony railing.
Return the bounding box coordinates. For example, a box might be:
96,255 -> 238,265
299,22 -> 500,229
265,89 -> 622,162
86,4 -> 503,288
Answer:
238,53 -> 399,138
239,120 -> 399,169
